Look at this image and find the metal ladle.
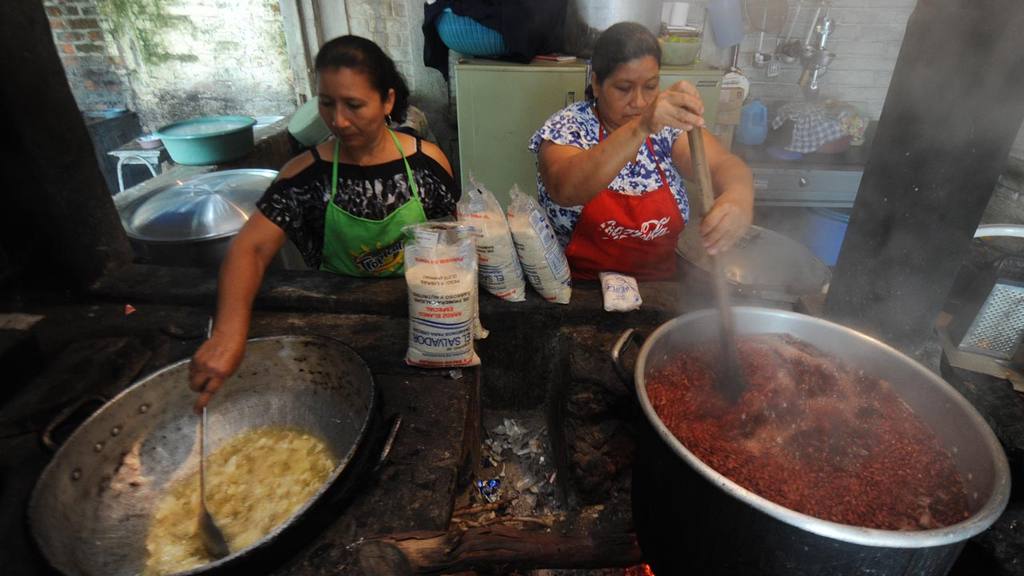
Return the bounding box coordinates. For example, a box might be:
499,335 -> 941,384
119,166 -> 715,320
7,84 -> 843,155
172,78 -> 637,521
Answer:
687,129 -> 747,402
197,319 -> 229,559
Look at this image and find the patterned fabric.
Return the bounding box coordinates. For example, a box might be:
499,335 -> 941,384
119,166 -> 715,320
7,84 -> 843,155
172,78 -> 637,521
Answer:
772,102 -> 845,153
528,100 -> 690,247
257,139 -> 458,269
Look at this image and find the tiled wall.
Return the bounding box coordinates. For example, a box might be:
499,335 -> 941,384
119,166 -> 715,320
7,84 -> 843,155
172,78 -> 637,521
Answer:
692,0 -> 912,122
345,0 -> 455,162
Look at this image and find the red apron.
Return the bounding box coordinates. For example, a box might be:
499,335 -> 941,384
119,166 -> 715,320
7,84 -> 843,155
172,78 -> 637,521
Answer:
564,128 -> 685,281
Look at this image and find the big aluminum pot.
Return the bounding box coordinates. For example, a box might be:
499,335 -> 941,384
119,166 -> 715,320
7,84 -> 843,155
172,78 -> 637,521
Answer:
563,0 -> 662,58
613,307 -> 1011,576
29,335 -> 380,576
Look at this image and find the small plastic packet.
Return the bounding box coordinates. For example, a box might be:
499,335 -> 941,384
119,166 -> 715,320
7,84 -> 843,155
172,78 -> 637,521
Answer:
599,272 -> 642,312
506,185 -> 572,304
456,176 -> 526,302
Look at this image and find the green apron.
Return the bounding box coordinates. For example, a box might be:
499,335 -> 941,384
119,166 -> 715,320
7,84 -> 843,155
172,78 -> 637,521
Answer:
320,128 -> 427,277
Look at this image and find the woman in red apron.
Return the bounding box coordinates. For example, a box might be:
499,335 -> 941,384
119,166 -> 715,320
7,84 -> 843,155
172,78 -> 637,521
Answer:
533,22 -> 754,281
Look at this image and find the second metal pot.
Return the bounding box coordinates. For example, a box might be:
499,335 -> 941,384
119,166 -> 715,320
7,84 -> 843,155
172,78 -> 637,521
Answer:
614,307 -> 1010,575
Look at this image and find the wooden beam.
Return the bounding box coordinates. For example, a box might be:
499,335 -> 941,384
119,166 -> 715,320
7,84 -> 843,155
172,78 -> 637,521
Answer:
825,0 -> 1024,343
357,526 -> 642,575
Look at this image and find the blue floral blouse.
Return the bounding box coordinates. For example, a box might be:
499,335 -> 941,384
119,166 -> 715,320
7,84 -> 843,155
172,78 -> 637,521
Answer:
528,100 -> 690,247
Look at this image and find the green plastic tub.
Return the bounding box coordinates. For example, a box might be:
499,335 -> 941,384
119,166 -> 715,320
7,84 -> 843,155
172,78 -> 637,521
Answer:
155,115 -> 256,165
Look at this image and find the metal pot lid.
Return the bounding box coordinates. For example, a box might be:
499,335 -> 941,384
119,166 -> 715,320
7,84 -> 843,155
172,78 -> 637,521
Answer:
677,225 -> 831,296
123,169 -> 277,242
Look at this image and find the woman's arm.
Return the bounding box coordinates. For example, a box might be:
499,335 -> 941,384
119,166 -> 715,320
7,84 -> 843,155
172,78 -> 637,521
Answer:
538,122 -> 649,207
539,81 -> 706,207
672,128 -> 754,255
189,211 -> 286,411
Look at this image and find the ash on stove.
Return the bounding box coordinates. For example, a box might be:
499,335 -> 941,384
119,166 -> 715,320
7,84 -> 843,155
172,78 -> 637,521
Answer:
454,412 -> 564,529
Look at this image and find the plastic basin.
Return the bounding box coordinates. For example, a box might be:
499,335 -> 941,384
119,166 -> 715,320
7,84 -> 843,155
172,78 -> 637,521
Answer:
288,100 -> 331,147
436,8 -> 507,57
156,115 -> 257,165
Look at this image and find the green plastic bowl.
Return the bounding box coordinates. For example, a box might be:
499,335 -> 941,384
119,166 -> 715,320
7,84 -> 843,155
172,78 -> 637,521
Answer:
155,115 -> 257,165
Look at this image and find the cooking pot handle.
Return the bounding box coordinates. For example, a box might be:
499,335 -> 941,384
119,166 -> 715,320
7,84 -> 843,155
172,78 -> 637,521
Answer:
611,329 -> 645,390
42,394 -> 107,451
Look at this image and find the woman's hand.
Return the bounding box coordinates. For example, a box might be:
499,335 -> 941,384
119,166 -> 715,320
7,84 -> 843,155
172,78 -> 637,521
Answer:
701,189 -> 753,255
189,331 -> 246,413
640,80 -> 706,134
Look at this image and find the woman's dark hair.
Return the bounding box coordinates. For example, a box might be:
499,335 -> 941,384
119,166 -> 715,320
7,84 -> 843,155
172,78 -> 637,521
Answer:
315,35 -> 410,123
586,22 -> 661,100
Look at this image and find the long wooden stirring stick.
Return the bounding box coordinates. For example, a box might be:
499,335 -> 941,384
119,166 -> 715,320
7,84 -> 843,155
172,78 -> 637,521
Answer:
687,128 -> 747,402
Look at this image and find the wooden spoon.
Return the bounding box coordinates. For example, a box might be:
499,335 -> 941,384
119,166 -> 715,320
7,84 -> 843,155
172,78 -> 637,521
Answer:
687,128 -> 747,402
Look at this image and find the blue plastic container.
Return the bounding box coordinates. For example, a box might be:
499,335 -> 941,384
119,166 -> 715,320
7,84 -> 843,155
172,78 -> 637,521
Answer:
803,208 -> 850,266
737,100 -> 768,146
436,8 -> 507,57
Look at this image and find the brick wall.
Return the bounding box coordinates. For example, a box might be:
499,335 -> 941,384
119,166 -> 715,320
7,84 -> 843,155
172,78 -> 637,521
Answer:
44,0 -> 129,112
46,0 -> 295,132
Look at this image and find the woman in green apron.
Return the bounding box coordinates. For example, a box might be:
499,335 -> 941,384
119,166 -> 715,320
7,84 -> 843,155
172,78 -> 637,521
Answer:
189,36 -> 458,409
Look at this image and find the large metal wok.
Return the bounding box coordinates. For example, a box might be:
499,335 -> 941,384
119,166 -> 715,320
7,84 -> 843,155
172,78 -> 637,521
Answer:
29,335 -> 377,576
615,307 -> 1011,575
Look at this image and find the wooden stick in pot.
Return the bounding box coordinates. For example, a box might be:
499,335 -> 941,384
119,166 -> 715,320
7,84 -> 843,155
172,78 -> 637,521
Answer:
687,128 -> 747,401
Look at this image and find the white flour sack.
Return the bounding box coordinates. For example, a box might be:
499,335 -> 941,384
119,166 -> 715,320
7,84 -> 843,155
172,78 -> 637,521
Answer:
457,177 -> 526,302
403,223 -> 481,368
506,186 -> 572,304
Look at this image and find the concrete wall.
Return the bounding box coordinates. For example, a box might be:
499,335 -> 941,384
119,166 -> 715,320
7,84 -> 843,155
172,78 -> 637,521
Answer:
47,0 -> 297,132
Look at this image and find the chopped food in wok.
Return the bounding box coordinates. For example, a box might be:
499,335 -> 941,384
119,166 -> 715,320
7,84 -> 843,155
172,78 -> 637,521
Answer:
646,334 -> 970,530
144,427 -> 336,575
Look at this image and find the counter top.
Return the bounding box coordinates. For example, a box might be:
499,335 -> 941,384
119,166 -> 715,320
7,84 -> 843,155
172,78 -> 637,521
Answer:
3,261 -> 1022,574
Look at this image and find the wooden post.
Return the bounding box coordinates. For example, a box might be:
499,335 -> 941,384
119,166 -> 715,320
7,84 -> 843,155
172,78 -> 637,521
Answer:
0,0 -> 132,288
357,526 -> 642,575
824,0 -> 1024,343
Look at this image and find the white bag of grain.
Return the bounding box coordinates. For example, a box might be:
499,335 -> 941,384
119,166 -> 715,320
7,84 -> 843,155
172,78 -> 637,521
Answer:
457,176 -> 526,302
404,223 -> 481,367
506,185 -> 572,304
